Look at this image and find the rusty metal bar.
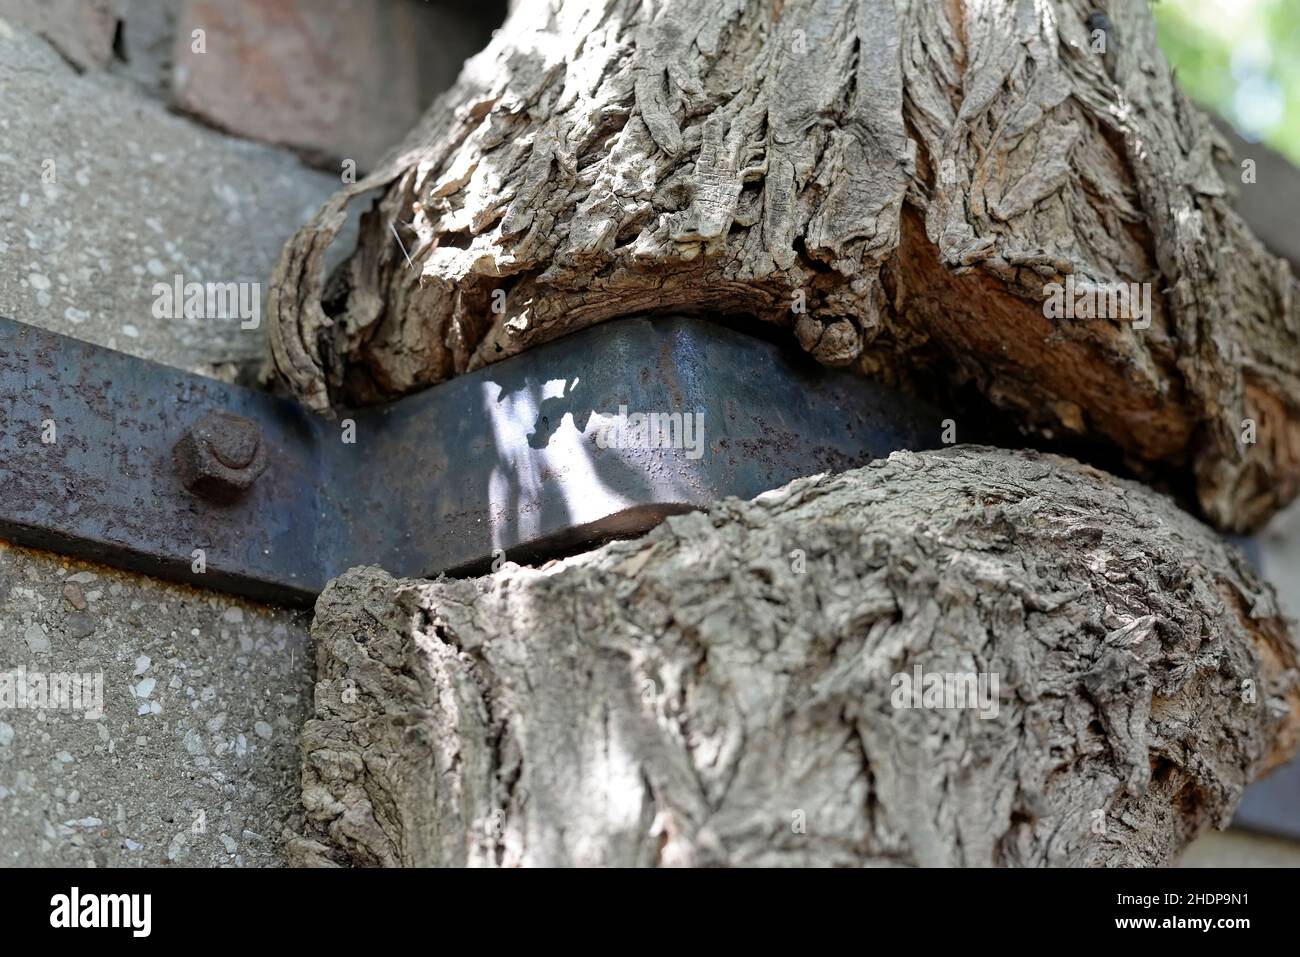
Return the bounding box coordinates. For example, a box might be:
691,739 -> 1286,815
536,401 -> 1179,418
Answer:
0,315 -> 947,605
4,312 -> 1297,839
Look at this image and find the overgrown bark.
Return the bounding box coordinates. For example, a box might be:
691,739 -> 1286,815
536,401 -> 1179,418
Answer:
268,0 -> 1300,533
289,448 -> 1300,867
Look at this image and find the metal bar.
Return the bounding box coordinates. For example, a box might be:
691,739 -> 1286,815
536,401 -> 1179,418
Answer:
0,315 -> 945,604
1234,759 -> 1300,841
3,313 -> 1296,840
0,317 -> 328,604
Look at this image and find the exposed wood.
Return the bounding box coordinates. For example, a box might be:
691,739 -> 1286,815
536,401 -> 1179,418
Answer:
268,0 -> 1300,534
289,448 -> 1300,867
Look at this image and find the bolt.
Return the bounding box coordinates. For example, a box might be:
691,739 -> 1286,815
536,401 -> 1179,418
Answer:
174,411 -> 267,504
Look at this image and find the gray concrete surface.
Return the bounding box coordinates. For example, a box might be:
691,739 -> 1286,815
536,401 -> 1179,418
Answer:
0,21 -> 328,866
0,15 -> 345,380
0,0 -> 117,70
0,543 -> 312,866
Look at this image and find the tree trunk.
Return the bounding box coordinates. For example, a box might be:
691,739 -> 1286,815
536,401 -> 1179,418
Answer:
289,448 -> 1300,867
268,0 -> 1300,534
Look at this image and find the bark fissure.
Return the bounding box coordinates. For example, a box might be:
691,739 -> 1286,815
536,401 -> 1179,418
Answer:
268,0 -> 1300,533
292,448 -> 1300,867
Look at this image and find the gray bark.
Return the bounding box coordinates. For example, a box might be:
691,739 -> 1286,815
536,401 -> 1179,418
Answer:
267,0 -> 1300,534
289,448 -> 1300,867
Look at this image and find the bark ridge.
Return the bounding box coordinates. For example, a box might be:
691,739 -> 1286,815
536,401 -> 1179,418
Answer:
268,0 -> 1300,532
291,448 -> 1300,867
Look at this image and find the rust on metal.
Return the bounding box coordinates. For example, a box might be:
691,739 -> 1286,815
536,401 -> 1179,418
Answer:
0,314 -> 947,604
174,410 -> 268,503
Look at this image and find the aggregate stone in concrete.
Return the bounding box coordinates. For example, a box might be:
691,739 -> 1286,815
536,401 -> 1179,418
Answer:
0,543 -> 313,867
0,17 -> 347,380
0,22 -> 329,866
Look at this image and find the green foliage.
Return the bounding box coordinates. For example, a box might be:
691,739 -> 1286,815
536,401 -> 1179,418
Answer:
1154,0 -> 1300,164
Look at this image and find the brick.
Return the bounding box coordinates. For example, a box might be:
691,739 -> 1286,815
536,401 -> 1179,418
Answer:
171,0 -> 487,170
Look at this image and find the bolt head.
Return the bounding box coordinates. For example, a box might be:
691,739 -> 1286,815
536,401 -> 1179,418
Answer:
174,411 -> 267,504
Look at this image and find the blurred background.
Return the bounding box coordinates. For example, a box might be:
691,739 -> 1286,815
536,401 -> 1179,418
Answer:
1154,0 -> 1300,867
1156,0 -> 1300,162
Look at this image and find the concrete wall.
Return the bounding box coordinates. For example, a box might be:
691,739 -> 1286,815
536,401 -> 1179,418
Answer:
0,19 -> 333,866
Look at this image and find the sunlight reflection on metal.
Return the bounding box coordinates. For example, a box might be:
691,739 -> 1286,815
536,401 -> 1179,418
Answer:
1,314 -> 948,602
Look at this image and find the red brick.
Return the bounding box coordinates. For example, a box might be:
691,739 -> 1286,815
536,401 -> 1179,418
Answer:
171,0 -> 483,170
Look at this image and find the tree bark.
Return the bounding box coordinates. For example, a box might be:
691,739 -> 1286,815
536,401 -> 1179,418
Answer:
289,448 -> 1300,867
268,0 -> 1300,534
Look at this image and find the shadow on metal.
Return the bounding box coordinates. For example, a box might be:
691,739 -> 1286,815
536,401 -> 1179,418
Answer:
3,312 -> 1296,841
0,315 -> 945,605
